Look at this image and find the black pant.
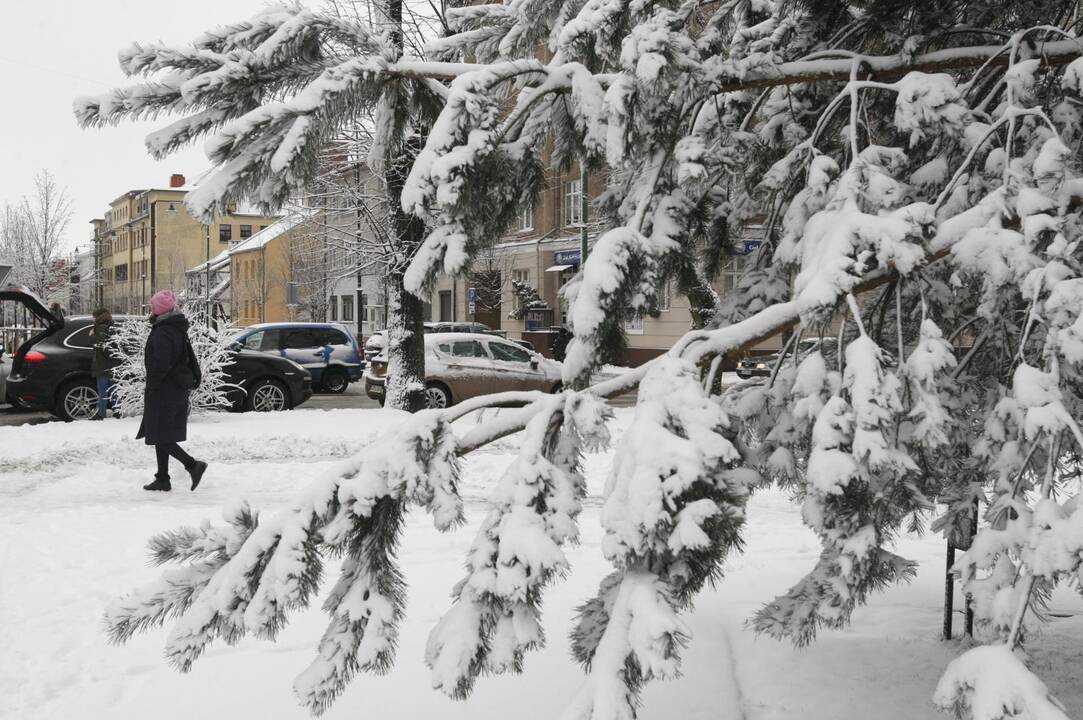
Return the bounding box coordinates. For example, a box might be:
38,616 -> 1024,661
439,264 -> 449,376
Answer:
156,443 -> 194,479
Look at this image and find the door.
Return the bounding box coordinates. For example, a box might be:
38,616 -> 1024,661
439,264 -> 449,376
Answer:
486,339 -> 546,392
434,338 -> 494,401
318,327 -> 360,369
280,328 -> 325,375
438,290 -> 453,322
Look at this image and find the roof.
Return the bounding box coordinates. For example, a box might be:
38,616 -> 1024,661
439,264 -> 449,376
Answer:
228,210 -> 314,255
186,248 -> 232,275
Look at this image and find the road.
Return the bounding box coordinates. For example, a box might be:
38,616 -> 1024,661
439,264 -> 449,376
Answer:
0,381 -> 638,428
0,382 -> 381,428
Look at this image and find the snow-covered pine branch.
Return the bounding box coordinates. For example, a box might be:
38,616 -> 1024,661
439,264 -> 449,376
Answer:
81,1 -> 1083,718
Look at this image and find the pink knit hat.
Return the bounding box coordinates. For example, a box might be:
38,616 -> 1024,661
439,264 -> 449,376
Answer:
150,290 -> 178,316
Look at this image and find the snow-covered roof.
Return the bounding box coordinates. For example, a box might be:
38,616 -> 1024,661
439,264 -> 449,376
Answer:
186,248 -> 232,275
228,210 -> 315,255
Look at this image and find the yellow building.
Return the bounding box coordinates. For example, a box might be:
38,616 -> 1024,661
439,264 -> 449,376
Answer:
92,174 -> 279,315
229,211 -> 316,326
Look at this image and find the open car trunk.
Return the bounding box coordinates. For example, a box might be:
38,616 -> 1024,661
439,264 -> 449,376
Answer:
0,285 -> 62,374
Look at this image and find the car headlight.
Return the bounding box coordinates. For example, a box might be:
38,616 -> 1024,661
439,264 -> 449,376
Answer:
756,363 -> 766,369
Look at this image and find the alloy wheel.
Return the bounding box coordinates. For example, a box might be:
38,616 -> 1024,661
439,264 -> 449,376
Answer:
252,383 -> 286,412
425,386 -> 449,409
64,385 -> 99,420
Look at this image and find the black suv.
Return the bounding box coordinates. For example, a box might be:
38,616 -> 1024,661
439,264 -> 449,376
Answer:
1,286 -> 313,420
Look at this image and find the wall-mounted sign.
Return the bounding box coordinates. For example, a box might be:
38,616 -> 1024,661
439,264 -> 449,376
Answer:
552,249 -> 581,266
467,286 -> 477,315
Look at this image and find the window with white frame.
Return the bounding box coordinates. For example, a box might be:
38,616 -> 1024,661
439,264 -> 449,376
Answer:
518,202 -> 533,232
564,179 -> 583,227
512,269 -> 529,311
720,254 -> 748,294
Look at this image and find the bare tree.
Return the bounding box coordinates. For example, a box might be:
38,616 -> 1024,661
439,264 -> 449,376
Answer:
1,171 -> 74,301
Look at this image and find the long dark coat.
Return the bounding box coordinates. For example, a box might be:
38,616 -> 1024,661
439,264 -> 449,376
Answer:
136,312 -> 191,445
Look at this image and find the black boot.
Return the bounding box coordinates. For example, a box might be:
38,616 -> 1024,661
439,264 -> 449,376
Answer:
188,461 -> 208,491
143,475 -> 172,492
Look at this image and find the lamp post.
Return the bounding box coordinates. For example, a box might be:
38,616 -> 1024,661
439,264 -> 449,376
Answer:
205,223 -> 211,324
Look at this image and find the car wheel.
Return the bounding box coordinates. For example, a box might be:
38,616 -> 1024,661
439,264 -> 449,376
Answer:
56,379 -> 99,421
246,378 -> 288,412
321,368 -> 349,394
424,382 -> 452,409
550,382 -> 563,394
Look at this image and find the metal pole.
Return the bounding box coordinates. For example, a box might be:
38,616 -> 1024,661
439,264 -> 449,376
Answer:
579,164 -> 589,262
205,224 -> 211,323
942,541 -> 955,640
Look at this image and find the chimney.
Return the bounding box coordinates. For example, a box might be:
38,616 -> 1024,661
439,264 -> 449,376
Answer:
169,173 -> 186,188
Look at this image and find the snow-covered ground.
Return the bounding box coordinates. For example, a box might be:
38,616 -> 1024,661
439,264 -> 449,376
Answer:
2,406 -> 1080,720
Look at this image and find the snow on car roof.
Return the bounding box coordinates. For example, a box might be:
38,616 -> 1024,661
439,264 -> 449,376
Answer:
424,332 -> 513,345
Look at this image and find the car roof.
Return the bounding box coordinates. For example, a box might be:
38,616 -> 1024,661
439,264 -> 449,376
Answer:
242,322 -> 350,331
426,332 -> 514,345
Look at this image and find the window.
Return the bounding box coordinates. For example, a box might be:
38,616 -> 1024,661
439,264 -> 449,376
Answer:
449,340 -> 486,358
114,264 -> 128,282
258,225 -> 268,231
242,329 -> 280,351
319,329 -> 349,346
564,179 -> 583,227
330,297 -> 338,321
65,327 -> 95,349
283,329 -> 319,349
342,295 -> 354,321
239,225 -> 253,239
720,255 -> 748,294
489,341 -> 531,363
518,202 -> 533,232
219,224 -> 232,242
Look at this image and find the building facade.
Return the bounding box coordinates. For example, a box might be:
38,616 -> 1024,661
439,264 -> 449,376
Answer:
427,167 -> 778,365
91,174 -> 279,316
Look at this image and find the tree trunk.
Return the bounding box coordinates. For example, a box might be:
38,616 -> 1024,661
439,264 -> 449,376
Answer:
379,0 -> 427,413
384,269 -> 426,411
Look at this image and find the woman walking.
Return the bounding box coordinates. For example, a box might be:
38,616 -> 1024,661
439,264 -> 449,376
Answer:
137,291 -> 208,492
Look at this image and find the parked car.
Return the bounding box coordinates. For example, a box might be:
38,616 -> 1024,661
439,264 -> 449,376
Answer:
0,286 -> 313,420
228,322 -> 363,393
364,330 -> 386,363
365,332 -> 562,408
736,337 -> 838,379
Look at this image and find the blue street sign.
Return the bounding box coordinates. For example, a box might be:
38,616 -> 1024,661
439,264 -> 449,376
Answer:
553,249 -> 581,266
467,287 -> 477,304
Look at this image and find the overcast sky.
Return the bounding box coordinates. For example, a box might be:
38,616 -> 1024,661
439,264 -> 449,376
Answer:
0,0 -> 268,254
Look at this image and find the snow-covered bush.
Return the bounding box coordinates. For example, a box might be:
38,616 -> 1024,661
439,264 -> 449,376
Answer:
78,2 -> 1083,718
106,308 -> 237,416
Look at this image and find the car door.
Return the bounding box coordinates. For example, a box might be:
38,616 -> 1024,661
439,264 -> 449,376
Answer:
436,339 -> 495,401
486,339 -> 548,392
280,328 -> 325,377
319,327 -> 360,369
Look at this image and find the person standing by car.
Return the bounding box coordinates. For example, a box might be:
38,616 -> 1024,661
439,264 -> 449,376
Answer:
89,308 -> 120,420
137,291 -> 208,492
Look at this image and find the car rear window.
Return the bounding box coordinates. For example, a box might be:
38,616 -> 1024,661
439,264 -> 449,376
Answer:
65,326 -> 94,349
319,329 -> 349,346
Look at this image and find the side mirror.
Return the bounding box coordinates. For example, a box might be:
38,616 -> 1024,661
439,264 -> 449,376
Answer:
229,341 -> 243,352
530,357 -> 539,369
